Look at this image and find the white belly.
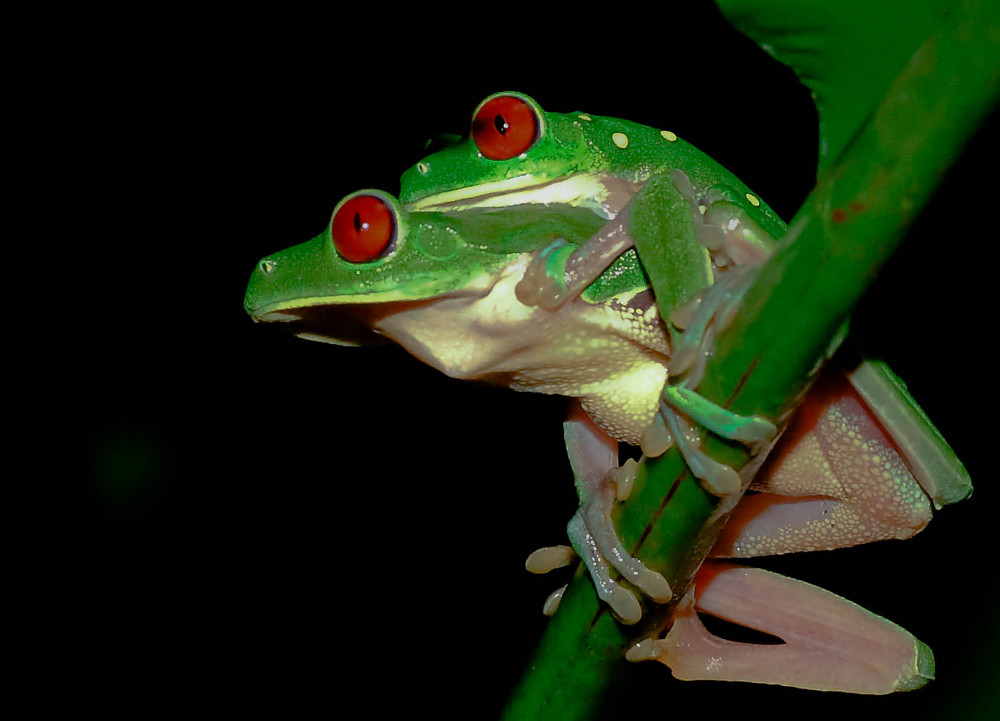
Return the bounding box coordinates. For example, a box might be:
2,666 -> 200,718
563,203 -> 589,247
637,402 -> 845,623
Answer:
373,257 -> 670,444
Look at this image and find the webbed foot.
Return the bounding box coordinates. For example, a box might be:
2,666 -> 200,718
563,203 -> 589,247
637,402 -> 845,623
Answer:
626,561 -> 933,694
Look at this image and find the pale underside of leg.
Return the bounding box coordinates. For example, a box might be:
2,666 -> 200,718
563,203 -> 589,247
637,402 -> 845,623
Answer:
628,562 -> 933,694
712,370 -> 933,558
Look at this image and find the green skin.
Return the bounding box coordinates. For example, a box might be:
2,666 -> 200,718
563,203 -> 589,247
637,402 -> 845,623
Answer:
399,93 -> 784,234
245,92 -> 783,357
246,192 -> 606,321
400,92 -> 785,321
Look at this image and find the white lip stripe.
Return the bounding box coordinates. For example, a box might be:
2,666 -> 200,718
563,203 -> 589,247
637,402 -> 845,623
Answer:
408,174 -> 537,209
408,175 -> 609,212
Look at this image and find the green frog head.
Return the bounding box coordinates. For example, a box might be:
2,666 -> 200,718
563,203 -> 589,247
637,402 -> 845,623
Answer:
244,188 -> 608,348
399,92 -> 712,219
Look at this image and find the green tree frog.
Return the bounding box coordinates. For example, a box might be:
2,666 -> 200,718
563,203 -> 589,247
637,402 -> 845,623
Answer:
244,93 -> 970,693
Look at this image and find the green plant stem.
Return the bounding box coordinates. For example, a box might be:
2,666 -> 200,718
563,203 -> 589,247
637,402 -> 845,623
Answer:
501,4 -> 998,719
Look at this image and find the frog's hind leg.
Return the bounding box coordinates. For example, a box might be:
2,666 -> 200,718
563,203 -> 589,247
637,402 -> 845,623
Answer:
627,561 -> 933,694
562,401 -> 672,624
626,360 -> 965,692
711,364 -> 942,558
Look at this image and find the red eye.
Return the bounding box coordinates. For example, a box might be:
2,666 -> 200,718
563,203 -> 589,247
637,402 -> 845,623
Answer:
471,94 -> 539,160
331,194 -> 396,262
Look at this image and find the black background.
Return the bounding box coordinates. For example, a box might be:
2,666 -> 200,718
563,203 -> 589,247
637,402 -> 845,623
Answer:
53,4 -> 996,718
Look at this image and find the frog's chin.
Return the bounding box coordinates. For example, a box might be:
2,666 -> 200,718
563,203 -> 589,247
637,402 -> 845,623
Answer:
369,255 -> 541,381
370,295 -> 502,378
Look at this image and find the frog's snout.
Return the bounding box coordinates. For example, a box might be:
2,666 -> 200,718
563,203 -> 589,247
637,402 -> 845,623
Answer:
244,255 -> 282,318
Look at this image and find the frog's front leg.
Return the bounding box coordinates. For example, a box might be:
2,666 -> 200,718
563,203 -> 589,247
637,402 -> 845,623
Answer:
562,401 -> 672,624
513,170 -> 730,312
646,286 -> 778,496
514,212 -> 634,309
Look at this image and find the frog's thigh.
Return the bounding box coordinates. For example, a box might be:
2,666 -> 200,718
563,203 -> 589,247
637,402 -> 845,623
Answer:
712,370 -> 932,558
632,561 -> 932,694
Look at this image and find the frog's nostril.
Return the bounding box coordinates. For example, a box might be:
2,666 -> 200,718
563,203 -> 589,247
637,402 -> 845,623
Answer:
259,259 -> 277,275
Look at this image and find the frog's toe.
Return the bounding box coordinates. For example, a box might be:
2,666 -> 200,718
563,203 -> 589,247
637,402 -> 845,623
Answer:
609,457 -> 639,500
607,587 -> 643,625
524,547 -> 574,617
640,415 -> 673,458
514,271 -> 568,309
581,492 -> 673,602
595,536 -> 672,603
631,564 -> 672,603
525,545 -> 576,574
659,404 -> 742,496
568,512 -> 644,623
542,584 -> 568,616
662,386 -> 776,447
514,239 -> 573,309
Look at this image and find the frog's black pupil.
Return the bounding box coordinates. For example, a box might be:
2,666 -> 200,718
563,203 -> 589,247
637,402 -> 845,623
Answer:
353,212 -> 362,233
494,114 -> 508,135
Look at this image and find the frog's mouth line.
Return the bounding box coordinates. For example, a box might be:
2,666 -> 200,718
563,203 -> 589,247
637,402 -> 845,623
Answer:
251,301 -> 412,347
249,296 -> 476,348
407,173 -> 611,214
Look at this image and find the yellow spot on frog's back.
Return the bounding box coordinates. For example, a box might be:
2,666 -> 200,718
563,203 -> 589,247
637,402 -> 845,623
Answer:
745,192 -> 760,207
578,114 -> 592,121
660,130 -> 677,142
612,132 -> 629,149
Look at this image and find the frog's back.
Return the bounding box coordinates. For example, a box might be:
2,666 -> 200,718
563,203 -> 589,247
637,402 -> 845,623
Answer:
566,111 -> 787,238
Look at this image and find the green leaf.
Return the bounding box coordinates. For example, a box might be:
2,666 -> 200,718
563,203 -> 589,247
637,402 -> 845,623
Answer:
717,0 -> 944,174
